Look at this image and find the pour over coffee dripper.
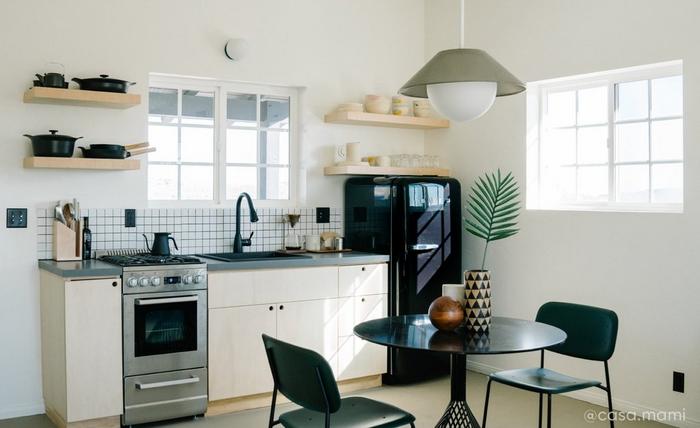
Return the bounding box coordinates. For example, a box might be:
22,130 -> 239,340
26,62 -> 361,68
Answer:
284,214 -> 302,250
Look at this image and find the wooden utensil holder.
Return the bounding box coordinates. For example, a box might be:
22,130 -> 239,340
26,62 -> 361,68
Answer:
52,220 -> 83,261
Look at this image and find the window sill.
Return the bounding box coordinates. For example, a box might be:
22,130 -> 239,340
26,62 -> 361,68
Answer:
526,203 -> 683,214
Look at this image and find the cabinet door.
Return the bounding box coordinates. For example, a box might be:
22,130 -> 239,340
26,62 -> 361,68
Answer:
276,299 -> 339,374
338,294 -> 388,381
209,305 -> 276,400
64,278 -> 122,422
339,264 -> 388,297
208,270 -> 255,308
255,267 -> 338,303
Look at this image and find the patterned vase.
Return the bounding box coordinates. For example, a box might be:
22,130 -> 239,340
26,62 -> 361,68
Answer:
464,270 -> 492,334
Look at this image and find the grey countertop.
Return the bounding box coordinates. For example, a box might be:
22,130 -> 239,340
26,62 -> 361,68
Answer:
38,252 -> 390,278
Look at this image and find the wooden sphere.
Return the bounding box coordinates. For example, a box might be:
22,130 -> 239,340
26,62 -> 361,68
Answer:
429,296 -> 465,331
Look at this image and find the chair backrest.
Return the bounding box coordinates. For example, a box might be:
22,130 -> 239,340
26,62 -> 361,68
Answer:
261,334 -> 341,413
536,302 -> 618,361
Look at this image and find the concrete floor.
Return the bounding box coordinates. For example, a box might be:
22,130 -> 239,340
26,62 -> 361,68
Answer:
0,372 -> 666,428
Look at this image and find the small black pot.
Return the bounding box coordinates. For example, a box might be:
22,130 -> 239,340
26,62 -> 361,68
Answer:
79,146 -> 130,159
35,73 -> 66,88
24,130 -> 82,157
72,74 -> 136,93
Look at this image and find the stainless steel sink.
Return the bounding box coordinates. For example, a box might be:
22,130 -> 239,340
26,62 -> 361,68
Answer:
196,251 -> 310,262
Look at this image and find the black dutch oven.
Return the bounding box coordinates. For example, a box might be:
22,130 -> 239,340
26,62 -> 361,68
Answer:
24,130 -> 82,157
72,74 -> 136,93
79,144 -> 130,159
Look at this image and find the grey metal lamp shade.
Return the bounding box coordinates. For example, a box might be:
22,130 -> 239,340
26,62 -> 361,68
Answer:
399,48 -> 526,98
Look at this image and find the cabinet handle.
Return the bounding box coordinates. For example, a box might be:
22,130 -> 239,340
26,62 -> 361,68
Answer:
269,306 -> 274,311
112,281 -> 118,287
279,305 -> 284,310
361,297 -> 366,302
361,266 -> 366,271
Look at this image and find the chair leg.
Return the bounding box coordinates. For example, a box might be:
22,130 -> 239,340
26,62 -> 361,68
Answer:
604,361 -> 614,428
482,378 -> 493,428
268,387 -> 278,428
410,423 -> 415,428
538,393 -> 543,428
547,394 -> 552,428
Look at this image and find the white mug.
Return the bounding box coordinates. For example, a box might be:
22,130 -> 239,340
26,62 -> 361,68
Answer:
305,235 -> 321,251
442,283 -> 466,307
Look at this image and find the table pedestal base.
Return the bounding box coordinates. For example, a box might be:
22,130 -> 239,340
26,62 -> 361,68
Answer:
435,400 -> 480,427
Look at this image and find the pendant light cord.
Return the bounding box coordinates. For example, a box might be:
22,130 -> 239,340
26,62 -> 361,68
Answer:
459,0 -> 465,48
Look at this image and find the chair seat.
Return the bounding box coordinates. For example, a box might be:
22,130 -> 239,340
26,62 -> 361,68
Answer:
490,367 -> 601,394
279,396 -> 415,428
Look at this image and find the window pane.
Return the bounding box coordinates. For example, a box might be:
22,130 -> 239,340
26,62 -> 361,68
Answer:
149,87 -> 177,116
651,75 -> 682,118
615,122 -> 649,162
541,165 -> 576,204
577,126 -> 608,164
181,127 -> 214,163
227,93 -> 257,127
181,165 -> 213,200
651,119 -> 683,161
616,164 -> 649,203
616,80 -> 648,121
546,91 -> 575,127
577,86 -> 607,125
577,166 -> 608,201
148,125 -> 178,162
262,131 -> 289,165
261,96 -> 290,129
264,167 -> 290,200
182,90 -> 214,121
226,166 -> 258,199
226,129 -> 257,164
148,165 -> 178,200
651,163 -> 682,203
542,128 -> 575,165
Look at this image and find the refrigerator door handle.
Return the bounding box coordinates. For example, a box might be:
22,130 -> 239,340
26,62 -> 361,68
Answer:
408,243 -> 439,253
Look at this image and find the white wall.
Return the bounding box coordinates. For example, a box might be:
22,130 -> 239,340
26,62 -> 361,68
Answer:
426,0 -> 699,424
0,0 -> 427,418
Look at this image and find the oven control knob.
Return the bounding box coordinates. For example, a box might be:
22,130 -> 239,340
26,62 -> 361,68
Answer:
138,277 -> 150,287
151,277 -> 161,286
183,274 -> 193,284
127,278 -> 138,288
194,274 -> 204,284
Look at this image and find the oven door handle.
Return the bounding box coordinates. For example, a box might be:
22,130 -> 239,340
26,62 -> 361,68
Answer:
135,295 -> 199,306
135,376 -> 200,390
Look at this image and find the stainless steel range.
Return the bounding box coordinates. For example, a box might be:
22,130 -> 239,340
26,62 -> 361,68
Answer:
100,254 -> 208,426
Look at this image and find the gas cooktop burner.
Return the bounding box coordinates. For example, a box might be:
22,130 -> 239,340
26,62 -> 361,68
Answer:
99,254 -> 202,267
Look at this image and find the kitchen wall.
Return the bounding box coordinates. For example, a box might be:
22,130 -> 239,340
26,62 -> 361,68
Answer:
425,0 -> 699,425
0,0 -> 427,418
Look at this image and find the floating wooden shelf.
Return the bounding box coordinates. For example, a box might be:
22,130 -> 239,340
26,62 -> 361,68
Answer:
23,87 -> 141,109
324,111 -> 449,130
23,157 -> 141,171
324,165 -> 450,177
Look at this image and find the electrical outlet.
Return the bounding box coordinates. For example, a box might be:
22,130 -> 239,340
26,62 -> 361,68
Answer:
125,209 -> 136,228
6,208 -> 28,228
673,371 -> 685,393
316,207 -> 330,223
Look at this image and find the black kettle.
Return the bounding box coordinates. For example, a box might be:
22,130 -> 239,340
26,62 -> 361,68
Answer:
35,72 -> 66,88
143,232 -> 178,256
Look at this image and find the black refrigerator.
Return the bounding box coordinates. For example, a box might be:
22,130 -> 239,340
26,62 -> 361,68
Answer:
344,176 -> 462,384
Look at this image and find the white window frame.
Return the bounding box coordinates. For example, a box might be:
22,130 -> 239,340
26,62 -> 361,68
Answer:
526,60 -> 683,213
148,74 -> 300,208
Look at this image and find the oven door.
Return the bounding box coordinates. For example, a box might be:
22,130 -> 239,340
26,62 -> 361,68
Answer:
124,289 -> 207,376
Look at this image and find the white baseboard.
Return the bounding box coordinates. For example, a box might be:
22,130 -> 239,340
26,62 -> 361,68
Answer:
467,361 -> 700,428
0,402 -> 45,420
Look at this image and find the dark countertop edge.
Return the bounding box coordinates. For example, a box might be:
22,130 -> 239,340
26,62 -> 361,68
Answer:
38,252 -> 390,277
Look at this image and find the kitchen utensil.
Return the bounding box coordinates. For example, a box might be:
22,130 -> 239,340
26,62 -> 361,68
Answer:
62,203 -> 75,230
35,72 -> 66,88
54,203 -> 67,225
143,232 -> 178,256
79,145 -> 130,159
124,142 -> 149,151
305,235 -> 321,251
72,74 -> 136,93
128,147 -> 156,157
364,95 -> 391,114
24,130 -> 82,157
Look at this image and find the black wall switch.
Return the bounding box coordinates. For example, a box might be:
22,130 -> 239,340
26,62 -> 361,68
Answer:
673,371 -> 685,393
7,208 -> 28,228
125,209 -> 136,228
316,207 -> 330,224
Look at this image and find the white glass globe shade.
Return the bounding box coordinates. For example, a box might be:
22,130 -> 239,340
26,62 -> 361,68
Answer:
426,81 -> 497,122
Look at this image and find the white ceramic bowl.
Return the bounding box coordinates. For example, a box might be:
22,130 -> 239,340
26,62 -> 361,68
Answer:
364,95 -> 391,114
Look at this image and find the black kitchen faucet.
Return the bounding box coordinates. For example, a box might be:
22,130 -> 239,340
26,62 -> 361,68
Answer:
233,192 -> 259,253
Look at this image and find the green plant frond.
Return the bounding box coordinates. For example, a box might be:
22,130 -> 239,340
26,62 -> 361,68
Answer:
469,194 -> 491,216
464,220 -> 488,240
477,177 -> 496,200
471,185 -> 494,210
467,202 -> 491,227
496,201 -> 520,213
490,222 -> 519,232
492,207 -> 520,220
491,214 -> 519,224
490,229 -> 519,241
494,192 -> 520,209
495,187 -> 519,205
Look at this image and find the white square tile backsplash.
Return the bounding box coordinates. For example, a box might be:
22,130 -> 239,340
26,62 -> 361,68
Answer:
36,207 -> 341,259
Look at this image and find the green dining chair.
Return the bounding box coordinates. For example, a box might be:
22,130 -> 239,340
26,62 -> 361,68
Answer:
261,334 -> 416,428
482,302 -> 618,428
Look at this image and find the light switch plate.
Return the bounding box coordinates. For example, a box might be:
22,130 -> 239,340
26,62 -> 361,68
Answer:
316,207 -> 330,224
7,208 -> 28,228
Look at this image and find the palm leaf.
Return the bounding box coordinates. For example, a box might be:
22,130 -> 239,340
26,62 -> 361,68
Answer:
463,169 -> 521,269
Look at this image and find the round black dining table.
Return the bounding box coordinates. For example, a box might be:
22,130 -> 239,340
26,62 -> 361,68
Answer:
354,315 -> 567,428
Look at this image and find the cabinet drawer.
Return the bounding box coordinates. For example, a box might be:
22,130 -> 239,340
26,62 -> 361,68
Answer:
208,270 -> 255,308
255,266 -> 338,303
339,264 -> 387,297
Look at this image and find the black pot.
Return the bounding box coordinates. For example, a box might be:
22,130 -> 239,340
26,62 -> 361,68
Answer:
79,145 -> 130,159
35,73 -> 66,88
24,130 -> 82,157
72,74 -> 136,93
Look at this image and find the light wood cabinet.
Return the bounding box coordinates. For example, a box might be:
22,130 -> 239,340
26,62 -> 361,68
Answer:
208,263 -> 388,403
40,271 -> 123,427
